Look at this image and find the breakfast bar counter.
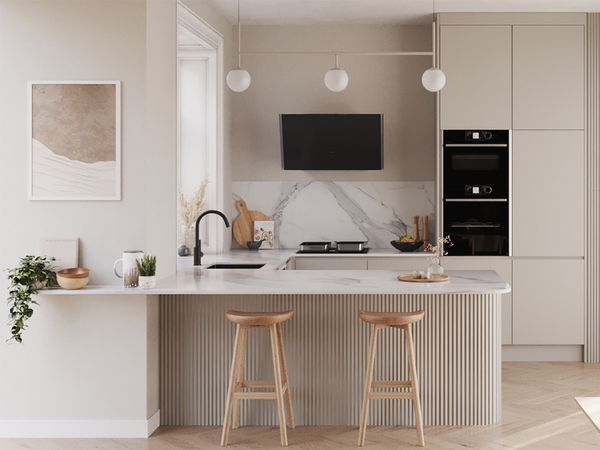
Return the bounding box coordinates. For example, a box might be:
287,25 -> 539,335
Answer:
34,263 -> 508,435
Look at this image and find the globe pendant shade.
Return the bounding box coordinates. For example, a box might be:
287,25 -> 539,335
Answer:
324,68 -> 349,92
421,67 -> 446,92
226,69 -> 251,92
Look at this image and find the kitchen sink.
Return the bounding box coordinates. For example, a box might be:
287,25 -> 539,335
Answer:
206,263 -> 265,269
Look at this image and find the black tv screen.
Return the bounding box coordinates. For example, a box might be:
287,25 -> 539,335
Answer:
280,114 -> 383,170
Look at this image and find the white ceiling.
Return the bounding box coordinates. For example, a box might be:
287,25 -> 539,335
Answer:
204,0 -> 600,25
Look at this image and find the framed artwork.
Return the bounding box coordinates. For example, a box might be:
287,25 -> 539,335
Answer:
28,81 -> 121,200
254,220 -> 274,249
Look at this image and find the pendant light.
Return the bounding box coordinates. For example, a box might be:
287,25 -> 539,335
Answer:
324,54 -> 349,92
226,0 -> 251,92
421,0 -> 446,92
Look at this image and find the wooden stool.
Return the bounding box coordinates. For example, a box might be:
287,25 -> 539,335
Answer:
221,310 -> 295,447
357,310 -> 425,447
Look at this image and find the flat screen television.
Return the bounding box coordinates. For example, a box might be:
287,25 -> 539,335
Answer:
280,114 -> 383,170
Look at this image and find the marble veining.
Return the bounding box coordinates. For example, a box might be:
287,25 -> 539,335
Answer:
232,181 -> 436,248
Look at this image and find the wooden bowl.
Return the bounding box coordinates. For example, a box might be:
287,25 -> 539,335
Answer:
57,268 -> 90,290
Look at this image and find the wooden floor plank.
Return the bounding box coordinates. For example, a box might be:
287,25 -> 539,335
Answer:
1,363 -> 600,449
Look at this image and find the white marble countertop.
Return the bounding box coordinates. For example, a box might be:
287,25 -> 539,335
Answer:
39,269 -> 510,296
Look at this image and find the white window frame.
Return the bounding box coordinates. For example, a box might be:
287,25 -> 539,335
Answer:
177,2 -> 225,255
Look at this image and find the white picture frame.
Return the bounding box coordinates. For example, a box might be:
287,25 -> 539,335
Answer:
27,80 -> 122,201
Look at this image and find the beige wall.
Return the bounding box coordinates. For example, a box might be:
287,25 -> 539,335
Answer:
0,0 -> 147,286
232,25 -> 435,181
0,0 -> 233,425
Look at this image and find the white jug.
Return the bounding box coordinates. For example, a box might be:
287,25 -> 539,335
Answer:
113,250 -> 144,288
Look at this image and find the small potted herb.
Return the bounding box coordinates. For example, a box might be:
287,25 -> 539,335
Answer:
6,255 -> 56,343
136,255 -> 157,289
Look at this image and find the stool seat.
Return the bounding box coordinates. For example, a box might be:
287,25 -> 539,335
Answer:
359,309 -> 424,327
226,310 -> 294,327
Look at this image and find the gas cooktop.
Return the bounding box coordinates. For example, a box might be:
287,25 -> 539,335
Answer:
297,241 -> 369,254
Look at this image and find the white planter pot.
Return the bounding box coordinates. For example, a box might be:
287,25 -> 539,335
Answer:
138,276 -> 156,289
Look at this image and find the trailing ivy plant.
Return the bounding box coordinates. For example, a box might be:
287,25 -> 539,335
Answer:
6,255 -> 56,343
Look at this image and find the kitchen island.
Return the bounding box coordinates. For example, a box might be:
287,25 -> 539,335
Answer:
29,253 -> 508,438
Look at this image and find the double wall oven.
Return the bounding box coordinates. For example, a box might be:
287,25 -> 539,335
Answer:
442,130 -> 510,256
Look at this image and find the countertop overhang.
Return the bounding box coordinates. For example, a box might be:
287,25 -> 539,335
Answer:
40,269 -> 510,296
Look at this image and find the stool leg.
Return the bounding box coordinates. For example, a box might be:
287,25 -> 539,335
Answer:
404,324 -> 424,447
358,324 -> 380,447
221,324 -> 244,447
270,324 -> 288,446
276,323 -> 295,429
232,326 -> 247,430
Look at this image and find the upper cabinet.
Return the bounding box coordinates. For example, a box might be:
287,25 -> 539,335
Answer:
513,25 -> 584,130
440,25 -> 512,129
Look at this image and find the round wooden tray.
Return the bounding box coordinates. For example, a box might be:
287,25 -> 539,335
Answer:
398,274 -> 449,283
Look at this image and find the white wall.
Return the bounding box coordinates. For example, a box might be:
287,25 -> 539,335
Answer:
0,0 -> 147,285
0,0 -> 233,428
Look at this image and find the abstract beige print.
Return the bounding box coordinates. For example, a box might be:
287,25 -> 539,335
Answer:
30,83 -> 119,199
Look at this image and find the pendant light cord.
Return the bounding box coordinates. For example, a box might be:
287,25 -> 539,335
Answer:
237,0 -> 242,69
432,0 -> 436,68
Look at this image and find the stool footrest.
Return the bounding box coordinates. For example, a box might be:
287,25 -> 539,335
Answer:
369,391 -> 414,400
234,391 -> 277,400
234,381 -> 288,400
239,380 -> 275,388
371,380 -> 412,389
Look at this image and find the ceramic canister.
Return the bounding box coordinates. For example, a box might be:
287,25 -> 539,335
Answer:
113,250 -> 144,287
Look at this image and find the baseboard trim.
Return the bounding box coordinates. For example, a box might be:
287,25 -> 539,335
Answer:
503,345 -> 583,362
0,410 -> 160,438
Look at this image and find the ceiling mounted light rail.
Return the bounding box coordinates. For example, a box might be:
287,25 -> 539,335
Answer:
225,0 -> 445,93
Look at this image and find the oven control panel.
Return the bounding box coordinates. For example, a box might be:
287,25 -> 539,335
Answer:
465,185 -> 493,195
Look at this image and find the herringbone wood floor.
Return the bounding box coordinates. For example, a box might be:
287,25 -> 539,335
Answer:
2,363 -> 600,449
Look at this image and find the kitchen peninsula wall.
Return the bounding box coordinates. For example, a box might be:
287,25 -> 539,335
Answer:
231,25 -> 436,246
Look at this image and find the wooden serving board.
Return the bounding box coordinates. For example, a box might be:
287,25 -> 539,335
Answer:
398,274 -> 449,283
232,198 -> 269,247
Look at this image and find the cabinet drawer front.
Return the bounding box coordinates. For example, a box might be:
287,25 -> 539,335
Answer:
367,257 -> 428,271
513,259 -> 584,345
294,257 -> 368,270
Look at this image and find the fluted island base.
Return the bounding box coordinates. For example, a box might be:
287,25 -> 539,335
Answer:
160,293 -> 501,427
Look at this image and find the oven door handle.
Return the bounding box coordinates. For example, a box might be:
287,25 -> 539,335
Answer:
451,224 -> 502,228
445,198 -> 508,202
444,143 -> 508,148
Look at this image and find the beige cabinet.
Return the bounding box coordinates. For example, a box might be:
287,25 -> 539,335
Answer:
293,257 -> 368,270
512,130 -> 584,257
513,25 -> 584,130
367,257 -> 429,271
440,25 -> 512,129
441,257 -> 513,344
513,259 -> 584,345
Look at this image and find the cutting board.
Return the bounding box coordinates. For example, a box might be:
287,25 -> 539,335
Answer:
232,198 -> 269,247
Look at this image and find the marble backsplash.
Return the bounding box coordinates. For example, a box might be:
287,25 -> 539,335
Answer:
232,181 -> 436,249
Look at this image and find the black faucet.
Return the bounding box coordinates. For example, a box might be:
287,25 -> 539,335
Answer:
194,210 -> 230,266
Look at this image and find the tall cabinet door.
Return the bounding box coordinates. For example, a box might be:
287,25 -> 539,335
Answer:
440,25 -> 512,129
513,259 -> 584,345
512,130 -> 584,257
513,25 -> 584,129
